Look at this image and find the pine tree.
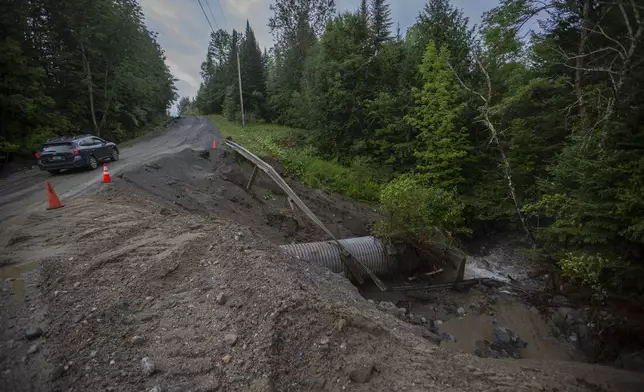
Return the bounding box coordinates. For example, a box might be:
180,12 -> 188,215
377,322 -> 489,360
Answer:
224,29 -> 241,118
370,0 -> 392,47
240,20 -> 267,119
405,42 -> 470,189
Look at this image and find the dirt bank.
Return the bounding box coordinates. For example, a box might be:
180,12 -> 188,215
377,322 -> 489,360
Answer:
3,187 -> 644,391
115,148 -> 381,244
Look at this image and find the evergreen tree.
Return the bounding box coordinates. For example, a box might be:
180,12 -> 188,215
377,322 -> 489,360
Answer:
370,0 -> 393,47
240,20 -> 267,119
406,42 -> 470,189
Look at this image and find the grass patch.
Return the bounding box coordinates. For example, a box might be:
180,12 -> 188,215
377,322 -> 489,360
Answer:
210,115 -> 382,202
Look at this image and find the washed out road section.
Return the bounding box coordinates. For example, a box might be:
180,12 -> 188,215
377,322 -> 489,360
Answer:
0,116 -> 220,250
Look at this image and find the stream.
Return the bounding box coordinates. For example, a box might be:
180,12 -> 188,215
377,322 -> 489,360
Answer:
360,234 -> 586,362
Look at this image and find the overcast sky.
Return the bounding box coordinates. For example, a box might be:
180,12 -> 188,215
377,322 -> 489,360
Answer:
138,0 -> 498,112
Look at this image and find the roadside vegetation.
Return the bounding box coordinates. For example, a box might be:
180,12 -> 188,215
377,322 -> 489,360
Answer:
1,0 -> 176,159
185,0 -> 644,299
210,115 -> 383,202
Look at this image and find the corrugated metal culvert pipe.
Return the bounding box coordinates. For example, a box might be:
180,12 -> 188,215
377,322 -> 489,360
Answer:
280,236 -> 401,277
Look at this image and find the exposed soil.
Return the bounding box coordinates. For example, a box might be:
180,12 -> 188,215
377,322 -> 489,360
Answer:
2,122 -> 644,391
116,148 -> 380,245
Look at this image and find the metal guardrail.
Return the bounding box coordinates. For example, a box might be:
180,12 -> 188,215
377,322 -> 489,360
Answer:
224,139 -> 387,290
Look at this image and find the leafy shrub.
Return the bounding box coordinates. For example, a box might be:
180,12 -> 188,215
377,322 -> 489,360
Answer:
373,175 -> 470,245
558,253 -> 626,300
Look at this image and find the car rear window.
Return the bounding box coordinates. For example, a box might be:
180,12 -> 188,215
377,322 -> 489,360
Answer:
42,143 -> 74,153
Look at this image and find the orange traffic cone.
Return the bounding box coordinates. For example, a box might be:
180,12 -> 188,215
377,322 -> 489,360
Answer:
212,138 -> 217,149
45,181 -> 64,210
102,164 -> 112,183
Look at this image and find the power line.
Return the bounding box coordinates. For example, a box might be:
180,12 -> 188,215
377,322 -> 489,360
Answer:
196,0 -> 245,126
215,0 -> 228,25
204,0 -> 219,30
196,0 -> 215,35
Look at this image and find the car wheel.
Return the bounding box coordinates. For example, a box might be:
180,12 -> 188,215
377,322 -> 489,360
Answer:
88,155 -> 98,170
110,148 -> 119,161
48,170 -> 61,175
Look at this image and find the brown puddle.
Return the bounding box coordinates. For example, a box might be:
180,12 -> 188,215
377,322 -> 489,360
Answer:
0,261 -> 37,302
439,295 -> 578,361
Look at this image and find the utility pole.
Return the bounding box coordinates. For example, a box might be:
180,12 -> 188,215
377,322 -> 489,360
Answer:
237,51 -> 246,128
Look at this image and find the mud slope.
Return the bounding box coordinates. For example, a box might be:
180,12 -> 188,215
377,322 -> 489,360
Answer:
2,187 -> 644,391
115,147 -> 381,244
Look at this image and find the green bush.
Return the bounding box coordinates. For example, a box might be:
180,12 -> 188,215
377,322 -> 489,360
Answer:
373,175 -> 470,245
558,253 -> 627,300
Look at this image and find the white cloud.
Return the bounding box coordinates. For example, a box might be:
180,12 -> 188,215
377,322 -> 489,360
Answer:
223,0 -> 264,16
166,59 -> 200,89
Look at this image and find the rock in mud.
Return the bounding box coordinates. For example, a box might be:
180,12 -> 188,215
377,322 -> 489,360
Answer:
349,364 -> 375,383
27,344 -> 39,354
25,326 -> 43,340
476,325 -> 527,359
222,354 -> 232,364
149,386 -> 163,392
377,301 -> 396,311
336,318 -> 347,332
73,313 -> 85,323
457,307 -> 465,315
552,307 -> 583,331
130,335 -> 144,345
224,333 -> 238,346
216,292 -> 227,305
141,357 -> 156,376
493,326 -> 511,344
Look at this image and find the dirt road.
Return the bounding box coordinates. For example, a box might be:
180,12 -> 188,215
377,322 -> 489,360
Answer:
0,116 -> 220,250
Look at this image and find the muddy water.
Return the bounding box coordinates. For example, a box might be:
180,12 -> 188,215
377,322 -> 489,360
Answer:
438,294 -> 577,361
360,234 -> 586,362
0,261 -> 37,302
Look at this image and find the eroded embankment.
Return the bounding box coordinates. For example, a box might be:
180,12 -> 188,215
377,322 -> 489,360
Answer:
2,148 -> 644,391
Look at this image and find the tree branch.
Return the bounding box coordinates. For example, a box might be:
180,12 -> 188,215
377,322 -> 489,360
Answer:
619,2 -> 634,39
580,25 -> 627,58
631,0 -> 641,25
446,62 -> 487,104
448,56 -> 536,248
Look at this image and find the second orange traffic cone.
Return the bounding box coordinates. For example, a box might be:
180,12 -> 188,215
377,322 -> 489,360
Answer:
45,180 -> 64,210
212,138 -> 217,149
102,164 -> 112,183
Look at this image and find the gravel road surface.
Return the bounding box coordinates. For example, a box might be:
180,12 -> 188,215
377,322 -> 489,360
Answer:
0,116 -> 220,249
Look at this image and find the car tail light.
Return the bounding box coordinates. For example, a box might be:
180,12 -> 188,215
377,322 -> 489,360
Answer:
73,149 -> 80,155
34,152 -> 39,159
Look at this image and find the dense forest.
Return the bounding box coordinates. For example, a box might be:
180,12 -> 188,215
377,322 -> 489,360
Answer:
192,0 -> 643,297
0,0 -> 177,156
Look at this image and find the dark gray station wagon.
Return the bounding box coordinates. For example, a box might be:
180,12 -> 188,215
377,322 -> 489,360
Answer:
37,135 -> 119,174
